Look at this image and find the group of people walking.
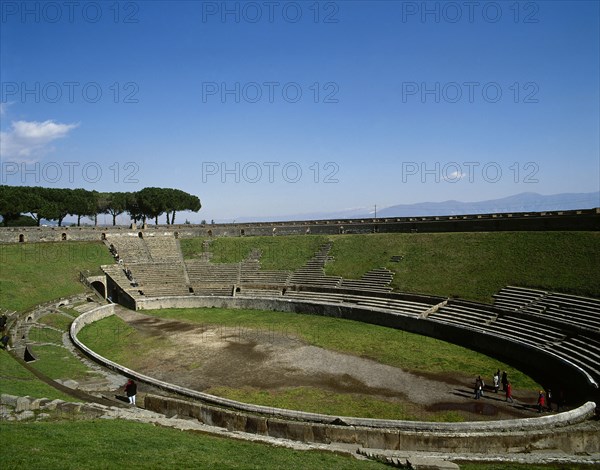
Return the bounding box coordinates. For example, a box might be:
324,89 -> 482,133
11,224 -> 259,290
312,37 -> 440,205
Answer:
475,369 -> 559,412
475,370 -> 513,402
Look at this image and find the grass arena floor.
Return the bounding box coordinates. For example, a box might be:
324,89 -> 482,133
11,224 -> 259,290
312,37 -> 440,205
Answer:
79,306 -> 544,422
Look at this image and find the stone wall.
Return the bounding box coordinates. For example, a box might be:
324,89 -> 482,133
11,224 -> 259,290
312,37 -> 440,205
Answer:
132,295 -> 599,402
143,394 -> 598,454
70,302 -> 599,454
2,208 -> 598,244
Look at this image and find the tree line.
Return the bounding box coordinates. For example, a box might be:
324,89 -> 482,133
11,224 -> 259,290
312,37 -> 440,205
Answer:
0,185 -> 201,227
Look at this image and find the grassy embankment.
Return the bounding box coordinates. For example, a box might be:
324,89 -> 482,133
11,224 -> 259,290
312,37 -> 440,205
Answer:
0,419 -> 385,470
0,241 -> 113,398
0,241 -> 114,312
181,232 -> 600,303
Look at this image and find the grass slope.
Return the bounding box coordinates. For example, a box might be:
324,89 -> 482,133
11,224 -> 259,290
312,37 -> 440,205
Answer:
183,232 -> 600,302
0,419 -> 385,470
0,242 -> 114,312
181,235 -> 329,270
0,352 -> 75,401
326,232 -> 600,302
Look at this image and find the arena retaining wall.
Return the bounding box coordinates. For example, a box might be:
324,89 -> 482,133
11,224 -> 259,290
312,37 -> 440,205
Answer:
2,208 -> 599,244
133,295 -> 599,401
70,303 -> 599,453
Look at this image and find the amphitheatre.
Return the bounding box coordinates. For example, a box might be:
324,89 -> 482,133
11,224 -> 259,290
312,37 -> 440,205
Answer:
2,208 -> 600,469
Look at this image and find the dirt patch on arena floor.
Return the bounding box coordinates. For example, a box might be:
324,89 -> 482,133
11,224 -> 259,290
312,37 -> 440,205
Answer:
116,309 -> 541,420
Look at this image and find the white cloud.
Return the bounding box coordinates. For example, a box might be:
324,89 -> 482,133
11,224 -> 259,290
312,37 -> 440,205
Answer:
0,119 -> 79,161
443,170 -> 465,183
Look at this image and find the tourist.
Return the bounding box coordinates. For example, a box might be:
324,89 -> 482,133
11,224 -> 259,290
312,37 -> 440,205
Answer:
537,391 -> 545,413
0,314 -> 7,331
493,370 -> 500,393
0,334 -> 9,350
501,371 -> 508,391
506,381 -> 514,403
124,379 -> 137,406
546,388 -> 553,411
475,376 -> 483,399
557,389 -> 565,412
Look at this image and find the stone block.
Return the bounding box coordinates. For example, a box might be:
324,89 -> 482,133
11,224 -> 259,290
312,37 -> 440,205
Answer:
16,410 -> 35,421
15,397 -> 31,412
43,399 -> 65,411
59,402 -> 82,416
407,457 -> 459,470
1,394 -> 18,406
30,398 -> 44,410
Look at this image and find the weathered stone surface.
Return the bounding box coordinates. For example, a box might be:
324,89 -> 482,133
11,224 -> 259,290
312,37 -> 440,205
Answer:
60,379 -> 79,389
1,394 -> 18,406
15,397 -> 31,412
29,398 -> 44,410
42,399 -> 65,411
58,402 -> 82,416
15,410 -> 35,421
408,456 -> 460,470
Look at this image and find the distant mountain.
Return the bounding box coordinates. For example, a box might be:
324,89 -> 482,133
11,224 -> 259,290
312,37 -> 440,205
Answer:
376,192 -> 600,218
229,192 -> 600,223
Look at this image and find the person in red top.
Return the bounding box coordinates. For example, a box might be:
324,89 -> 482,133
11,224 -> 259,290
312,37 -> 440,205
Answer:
537,391 -> 545,413
506,381 -> 514,403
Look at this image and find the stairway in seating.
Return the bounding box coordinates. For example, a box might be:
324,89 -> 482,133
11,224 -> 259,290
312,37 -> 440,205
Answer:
339,268 -> 394,293
288,242 -> 341,288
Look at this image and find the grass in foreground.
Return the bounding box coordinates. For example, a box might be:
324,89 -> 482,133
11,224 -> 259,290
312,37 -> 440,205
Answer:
28,345 -> 101,382
0,351 -> 75,401
0,419 -> 385,470
0,241 -> 114,312
460,464 -> 598,470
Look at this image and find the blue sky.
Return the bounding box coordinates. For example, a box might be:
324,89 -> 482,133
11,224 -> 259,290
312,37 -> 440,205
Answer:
1,0 -> 599,223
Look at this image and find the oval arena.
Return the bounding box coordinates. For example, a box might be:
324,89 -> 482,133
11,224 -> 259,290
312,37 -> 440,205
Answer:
3,210 -> 600,465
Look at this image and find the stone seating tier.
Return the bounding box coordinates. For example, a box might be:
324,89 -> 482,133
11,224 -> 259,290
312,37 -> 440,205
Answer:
107,237 -> 152,263
282,291 -> 432,317
495,286 -> 600,332
431,304 -> 566,347
144,237 -> 183,263
185,261 -> 240,284
237,288 -> 284,298
540,339 -> 600,379
127,263 -> 188,286
191,285 -> 234,296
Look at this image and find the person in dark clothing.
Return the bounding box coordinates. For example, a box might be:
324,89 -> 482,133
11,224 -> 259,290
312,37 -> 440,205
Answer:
501,371 -> 508,391
124,379 -> 137,406
546,388 -> 553,411
474,376 -> 483,399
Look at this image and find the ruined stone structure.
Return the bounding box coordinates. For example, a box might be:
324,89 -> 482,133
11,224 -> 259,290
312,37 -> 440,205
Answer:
1,207 -> 598,244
